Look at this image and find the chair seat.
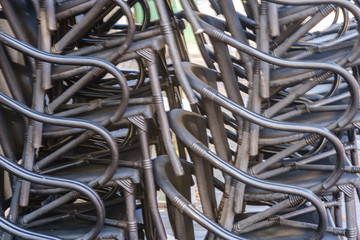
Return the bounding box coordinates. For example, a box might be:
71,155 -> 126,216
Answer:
240,224 -> 339,240
239,209 -> 340,240
246,157 -> 360,195
31,164 -> 140,190
260,111 -> 343,139
29,220 -> 125,240
25,196 -> 136,240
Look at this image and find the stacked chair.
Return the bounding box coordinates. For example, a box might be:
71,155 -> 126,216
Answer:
0,0 -> 359,239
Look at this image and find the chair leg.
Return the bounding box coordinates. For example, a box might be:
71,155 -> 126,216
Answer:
118,179 -> 138,240
135,117 -> 167,239
334,192 -> 344,240
339,184 -> 357,240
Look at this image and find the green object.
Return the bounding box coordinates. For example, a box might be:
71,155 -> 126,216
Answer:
171,0 -> 183,13
134,0 -> 197,43
184,24 -> 196,43
148,0 -> 160,22
134,3 -> 144,24
171,0 -> 198,43
134,0 -> 159,23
